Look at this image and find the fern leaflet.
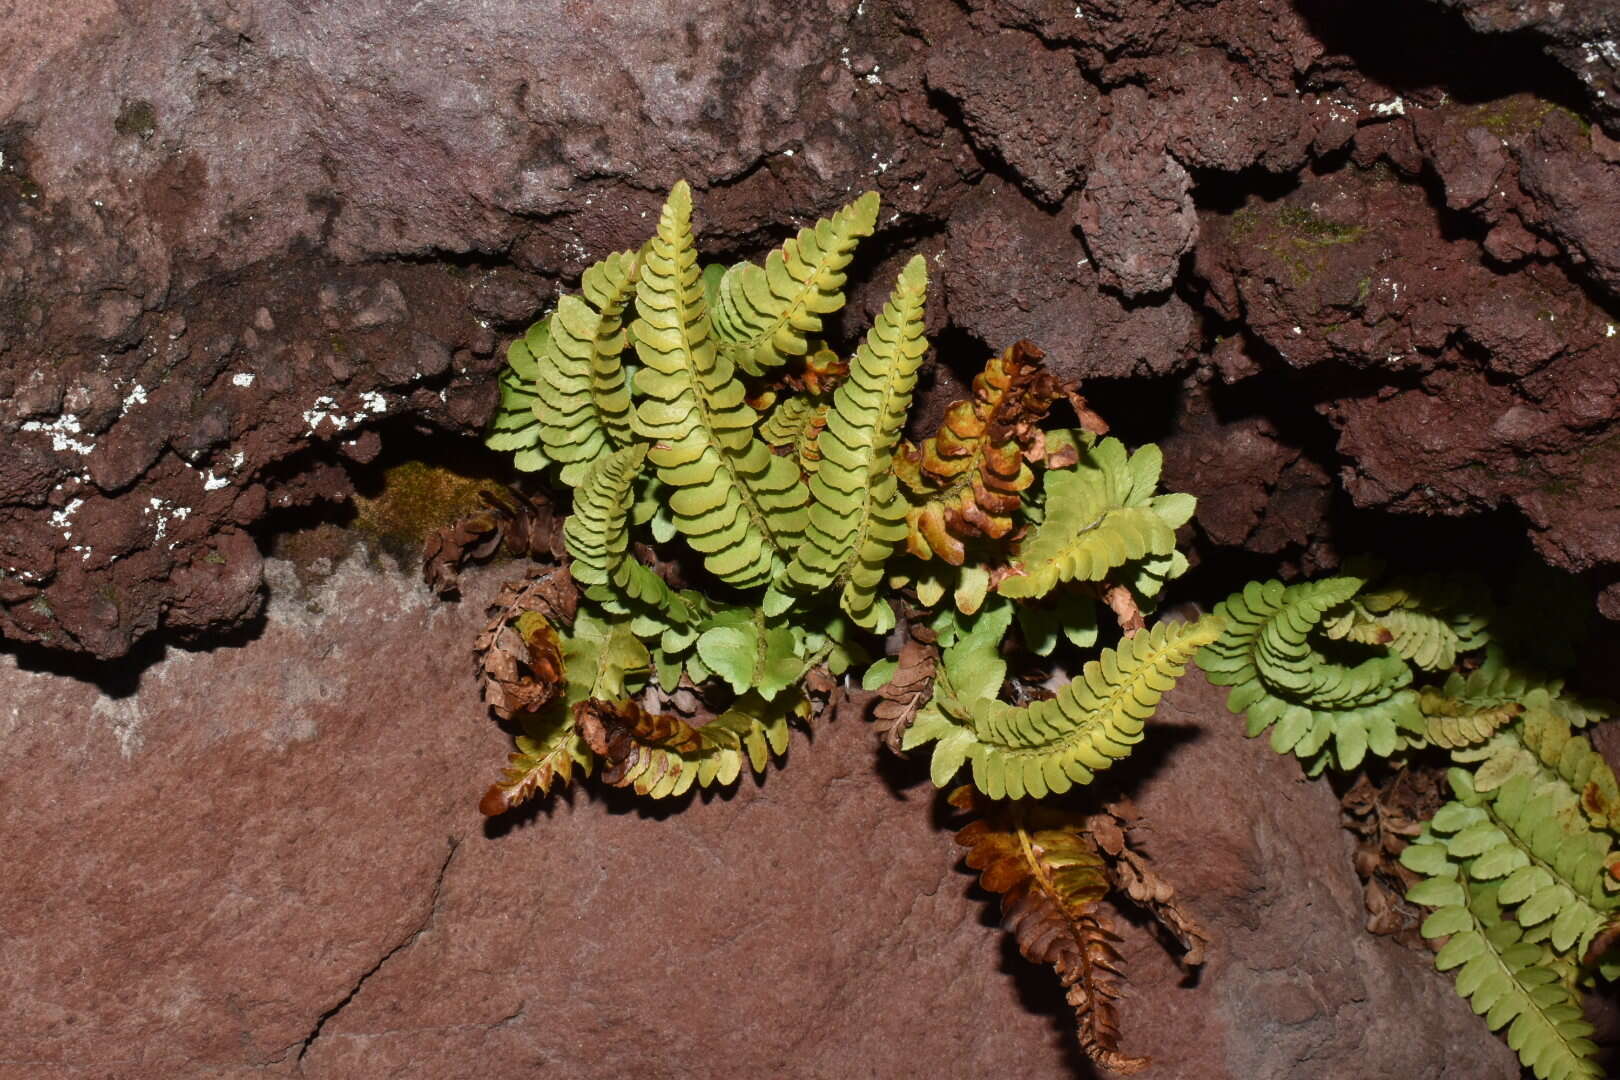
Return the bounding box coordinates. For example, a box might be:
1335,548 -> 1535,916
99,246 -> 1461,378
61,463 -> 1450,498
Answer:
631,181 -> 809,588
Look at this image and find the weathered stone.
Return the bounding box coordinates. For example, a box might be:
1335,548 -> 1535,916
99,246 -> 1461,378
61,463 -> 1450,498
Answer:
0,555 -> 1521,1078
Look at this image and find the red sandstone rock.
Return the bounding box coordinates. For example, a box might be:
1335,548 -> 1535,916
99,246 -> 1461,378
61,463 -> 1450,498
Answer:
0,556 -> 1520,1078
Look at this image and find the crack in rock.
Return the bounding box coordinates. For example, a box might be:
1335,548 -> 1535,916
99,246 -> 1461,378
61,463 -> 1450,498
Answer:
293,836 -> 460,1066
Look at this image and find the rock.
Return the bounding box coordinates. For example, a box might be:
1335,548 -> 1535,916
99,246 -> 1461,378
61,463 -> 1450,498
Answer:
0,554 -> 1520,1078
941,177 -> 1195,380
924,28 -> 1097,205
1,0 -> 1617,649
1073,87 -> 1199,299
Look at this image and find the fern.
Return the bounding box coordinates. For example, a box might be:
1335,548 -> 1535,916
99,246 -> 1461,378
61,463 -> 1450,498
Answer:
906,614 -> 1223,798
562,444 -> 698,628
781,255 -> 929,633
631,182 -> 809,588
950,786 -> 1147,1075
897,341 -> 1062,565
484,319 -> 551,471
1205,566 -> 1617,1078
477,179 -> 1216,1072
1421,770 -> 1617,957
711,191 -> 881,376
1402,832 -> 1604,1080
758,394 -> 827,472
1323,576 -> 1491,672
575,693 -> 797,798
998,438 -> 1194,600
1198,576 -> 1420,772
533,248 -> 641,485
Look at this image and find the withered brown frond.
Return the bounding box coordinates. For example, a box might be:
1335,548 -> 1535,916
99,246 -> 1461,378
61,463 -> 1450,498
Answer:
423,511 -> 503,596
896,340 -> 1063,565
423,487 -> 565,596
574,698 -> 703,789
873,632 -> 939,754
949,786 -> 1148,1075
474,575 -> 574,720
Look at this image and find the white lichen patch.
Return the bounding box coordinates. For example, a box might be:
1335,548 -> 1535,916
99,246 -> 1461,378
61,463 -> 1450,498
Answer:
120,385 -> 148,414
302,396 -> 346,433
145,497 -> 192,545
21,414 -> 95,455
304,392 -> 388,436
231,372 -> 256,388
49,498 -> 85,536
1370,97 -> 1406,117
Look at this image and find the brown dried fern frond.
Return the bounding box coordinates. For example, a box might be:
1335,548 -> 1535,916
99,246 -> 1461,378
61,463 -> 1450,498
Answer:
950,785 -> 1148,1075
575,698 -> 703,789
474,572 -> 576,720
873,631 -> 939,754
896,340 -> 1064,565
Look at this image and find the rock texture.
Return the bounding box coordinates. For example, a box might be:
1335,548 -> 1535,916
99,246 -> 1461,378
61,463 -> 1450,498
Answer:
0,554 -> 1519,1079
2,0 -> 1619,657
3,2 -> 1619,1071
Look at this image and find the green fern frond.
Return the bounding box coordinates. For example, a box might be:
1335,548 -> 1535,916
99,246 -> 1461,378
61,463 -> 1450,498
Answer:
630,181 -> 809,588
484,319 -> 551,471
759,394 -> 821,452
1323,577 -> 1491,671
1513,706 -> 1620,833
998,439 -> 1193,600
1401,833 -> 1605,1080
711,191 -> 881,376
783,255 -> 929,633
565,608 -> 651,705
695,607 -> 809,701
906,616 -> 1223,799
1423,774 -> 1617,956
533,249 -> 641,485
562,445 -> 699,628
1198,577 -> 1420,772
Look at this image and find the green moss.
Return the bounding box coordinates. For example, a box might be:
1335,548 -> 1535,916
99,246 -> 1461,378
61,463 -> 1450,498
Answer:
1467,94 -> 1591,139
1537,476 -> 1577,496
114,99 -> 158,139
1223,203 -> 1369,287
351,460 -> 498,551
1272,208 -> 1366,247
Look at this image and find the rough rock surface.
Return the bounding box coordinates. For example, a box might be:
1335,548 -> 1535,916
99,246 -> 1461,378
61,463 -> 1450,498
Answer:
3,0 -> 1620,656
0,554 -> 1519,1079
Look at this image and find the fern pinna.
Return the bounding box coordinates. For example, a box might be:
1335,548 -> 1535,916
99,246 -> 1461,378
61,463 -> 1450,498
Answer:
476,181 -> 1215,1074
1197,568 -> 1620,1079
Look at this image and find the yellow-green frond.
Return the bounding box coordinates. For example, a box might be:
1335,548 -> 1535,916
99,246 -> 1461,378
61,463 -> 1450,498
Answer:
712,191 -> 881,375
630,182 -> 810,588
998,439 -> 1193,600
784,255 -> 929,632
907,617 -> 1223,798
562,445 -> 697,627
530,249 -> 640,485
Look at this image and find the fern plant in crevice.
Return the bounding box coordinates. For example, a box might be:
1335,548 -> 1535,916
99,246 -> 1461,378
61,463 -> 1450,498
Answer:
1197,566 -> 1620,1080
467,180 -> 1219,1074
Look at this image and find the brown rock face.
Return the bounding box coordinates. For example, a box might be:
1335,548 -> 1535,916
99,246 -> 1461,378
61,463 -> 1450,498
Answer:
0,557 -> 1519,1078
3,0 -> 1620,656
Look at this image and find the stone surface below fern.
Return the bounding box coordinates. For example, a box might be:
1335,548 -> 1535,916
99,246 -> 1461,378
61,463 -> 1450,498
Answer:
0,554 -> 1519,1079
